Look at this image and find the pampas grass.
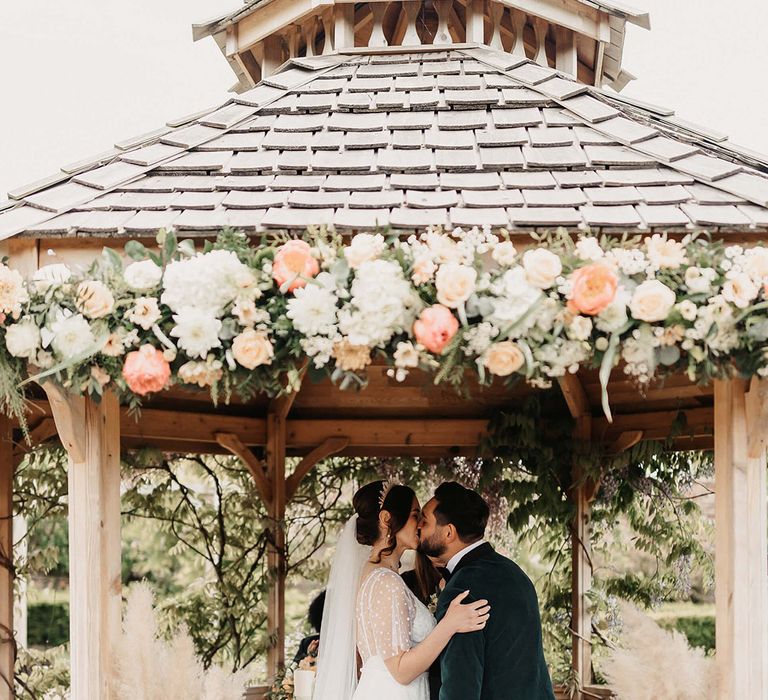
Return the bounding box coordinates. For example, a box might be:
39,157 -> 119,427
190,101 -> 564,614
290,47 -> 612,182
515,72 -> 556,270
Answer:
602,602 -> 716,700
112,582 -> 250,700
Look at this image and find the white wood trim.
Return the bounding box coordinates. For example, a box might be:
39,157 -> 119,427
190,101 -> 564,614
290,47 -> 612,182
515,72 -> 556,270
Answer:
334,3 -> 355,50
714,379 -> 768,700
555,25 -> 577,76
465,0 -> 486,44
496,0 -> 606,40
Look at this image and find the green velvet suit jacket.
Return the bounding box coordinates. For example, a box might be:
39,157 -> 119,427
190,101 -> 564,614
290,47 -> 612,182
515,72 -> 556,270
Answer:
435,543 -> 555,700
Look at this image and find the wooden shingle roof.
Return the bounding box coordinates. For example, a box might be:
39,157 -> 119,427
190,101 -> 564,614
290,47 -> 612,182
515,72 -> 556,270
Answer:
3,46 -> 768,240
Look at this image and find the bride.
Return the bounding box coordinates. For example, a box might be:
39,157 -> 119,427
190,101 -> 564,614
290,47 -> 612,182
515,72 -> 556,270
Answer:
313,480 -> 490,700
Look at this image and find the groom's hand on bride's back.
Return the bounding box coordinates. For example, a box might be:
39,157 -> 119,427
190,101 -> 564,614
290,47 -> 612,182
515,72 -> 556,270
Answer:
444,590 -> 490,634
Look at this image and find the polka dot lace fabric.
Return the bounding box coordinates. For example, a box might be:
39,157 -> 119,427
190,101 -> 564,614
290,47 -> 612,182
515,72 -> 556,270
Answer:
353,567 -> 436,700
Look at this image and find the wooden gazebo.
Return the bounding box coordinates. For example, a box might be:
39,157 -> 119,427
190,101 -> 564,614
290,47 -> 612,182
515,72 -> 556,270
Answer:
1,1 -> 767,699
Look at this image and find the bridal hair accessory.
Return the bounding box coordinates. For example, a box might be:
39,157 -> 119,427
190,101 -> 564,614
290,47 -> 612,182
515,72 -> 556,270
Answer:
378,478 -> 401,510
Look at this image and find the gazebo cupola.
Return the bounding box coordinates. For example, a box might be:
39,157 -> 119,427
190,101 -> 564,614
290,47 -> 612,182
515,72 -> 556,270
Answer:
193,0 -> 649,92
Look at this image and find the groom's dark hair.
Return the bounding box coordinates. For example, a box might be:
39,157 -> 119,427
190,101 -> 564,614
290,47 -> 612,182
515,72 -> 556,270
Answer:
433,482 -> 489,543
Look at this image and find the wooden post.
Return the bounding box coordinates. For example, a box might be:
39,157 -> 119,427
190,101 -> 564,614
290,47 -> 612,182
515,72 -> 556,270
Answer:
0,418 -> 14,700
265,407 -> 287,678
43,387 -> 122,700
465,0 -> 486,44
714,379 -> 768,700
558,376 -> 593,697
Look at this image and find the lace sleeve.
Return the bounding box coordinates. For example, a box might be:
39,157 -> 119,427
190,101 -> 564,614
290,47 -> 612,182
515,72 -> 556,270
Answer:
358,569 -> 416,661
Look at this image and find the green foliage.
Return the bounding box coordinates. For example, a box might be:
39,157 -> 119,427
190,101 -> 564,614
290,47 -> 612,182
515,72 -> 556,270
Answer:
15,645 -> 70,699
28,603 -> 69,648
660,616 -> 716,653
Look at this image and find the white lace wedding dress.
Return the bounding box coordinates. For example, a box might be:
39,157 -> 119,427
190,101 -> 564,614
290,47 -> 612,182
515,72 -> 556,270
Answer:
353,568 -> 436,700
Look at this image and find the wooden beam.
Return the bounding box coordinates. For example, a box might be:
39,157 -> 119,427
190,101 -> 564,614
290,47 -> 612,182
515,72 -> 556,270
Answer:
714,379 -> 768,699
570,413 -> 593,694
555,25 -> 577,77
40,389 -> 122,700
215,432 -> 273,504
265,408 -> 287,679
0,418 -> 14,700
558,375 -> 590,419
605,430 -> 643,456
285,436 -> 350,500
745,377 -> 768,459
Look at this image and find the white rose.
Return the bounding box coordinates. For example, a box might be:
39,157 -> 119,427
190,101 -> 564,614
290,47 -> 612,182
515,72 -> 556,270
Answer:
645,234 -> 688,270
231,329 -> 274,370
684,266 -> 716,295
5,320 -> 40,359
124,260 -> 163,291
435,263 -> 477,308
721,272 -> 759,309
575,237 -> 604,262
344,233 -> 386,269
482,341 -> 525,377
75,280 -> 115,319
491,241 -> 517,267
567,316 -> 593,341
128,297 -> 162,330
676,300 -> 698,322
522,248 -> 562,290
743,247 -> 768,284
630,280 -> 676,322
32,264 -> 71,291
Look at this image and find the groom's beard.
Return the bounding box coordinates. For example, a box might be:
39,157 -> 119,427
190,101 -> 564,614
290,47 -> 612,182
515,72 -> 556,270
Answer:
418,533 -> 447,559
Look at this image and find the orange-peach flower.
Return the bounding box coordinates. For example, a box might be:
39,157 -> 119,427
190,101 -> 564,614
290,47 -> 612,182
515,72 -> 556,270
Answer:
413,304 -> 459,355
122,345 -> 171,396
567,264 -> 619,316
272,240 -> 319,292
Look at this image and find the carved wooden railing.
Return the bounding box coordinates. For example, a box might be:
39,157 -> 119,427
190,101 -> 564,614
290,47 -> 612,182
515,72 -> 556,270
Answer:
247,0 -> 580,78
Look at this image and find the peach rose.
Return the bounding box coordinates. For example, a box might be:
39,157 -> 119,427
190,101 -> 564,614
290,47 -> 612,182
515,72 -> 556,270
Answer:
75,280 -> 115,319
413,304 -> 459,355
232,329 -> 274,370
482,341 -> 525,377
122,345 -> 171,396
567,264 -> 619,316
272,240 -> 319,293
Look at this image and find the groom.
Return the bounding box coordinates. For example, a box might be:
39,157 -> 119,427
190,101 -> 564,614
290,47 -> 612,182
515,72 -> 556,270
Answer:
418,482 -> 555,700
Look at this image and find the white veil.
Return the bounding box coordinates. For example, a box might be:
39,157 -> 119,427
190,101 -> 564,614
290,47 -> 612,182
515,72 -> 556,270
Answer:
313,514 -> 370,700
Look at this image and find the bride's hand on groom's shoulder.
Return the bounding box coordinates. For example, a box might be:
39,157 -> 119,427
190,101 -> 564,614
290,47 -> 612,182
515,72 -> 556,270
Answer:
445,590 -> 490,634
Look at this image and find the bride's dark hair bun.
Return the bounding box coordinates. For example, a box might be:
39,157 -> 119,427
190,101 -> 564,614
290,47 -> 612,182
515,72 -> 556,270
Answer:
352,481 -> 416,559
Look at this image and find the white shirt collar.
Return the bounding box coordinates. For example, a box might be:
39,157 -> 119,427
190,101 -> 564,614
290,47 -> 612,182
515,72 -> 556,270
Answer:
446,540 -> 487,574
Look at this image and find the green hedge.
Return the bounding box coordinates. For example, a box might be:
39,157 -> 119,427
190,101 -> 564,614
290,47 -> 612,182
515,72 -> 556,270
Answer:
660,616 -> 715,653
28,603 -> 69,648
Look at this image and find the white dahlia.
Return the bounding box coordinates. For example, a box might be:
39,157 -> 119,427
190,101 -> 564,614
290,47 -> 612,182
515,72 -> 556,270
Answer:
170,308 -> 222,358
48,312 -> 96,359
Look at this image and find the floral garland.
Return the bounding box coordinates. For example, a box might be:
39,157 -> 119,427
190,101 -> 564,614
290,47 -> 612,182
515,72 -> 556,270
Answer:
1,226 -> 768,425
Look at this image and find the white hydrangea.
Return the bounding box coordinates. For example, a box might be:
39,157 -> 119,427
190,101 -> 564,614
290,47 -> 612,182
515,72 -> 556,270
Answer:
300,335 -> 337,368
161,250 -> 255,316
170,308 -> 222,358
124,260 -> 162,291
606,248 -> 648,276
338,260 -> 421,347
462,322 -> 500,357
484,267 -> 542,338
575,237 -> 604,262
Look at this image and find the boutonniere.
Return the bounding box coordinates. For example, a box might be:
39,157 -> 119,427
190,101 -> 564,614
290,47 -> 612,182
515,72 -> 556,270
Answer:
427,592 -> 439,615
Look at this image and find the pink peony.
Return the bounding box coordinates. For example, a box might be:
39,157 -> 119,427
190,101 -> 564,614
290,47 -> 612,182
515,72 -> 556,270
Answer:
122,345 -> 171,396
272,240 -> 319,293
413,304 -> 459,355
567,263 -> 618,316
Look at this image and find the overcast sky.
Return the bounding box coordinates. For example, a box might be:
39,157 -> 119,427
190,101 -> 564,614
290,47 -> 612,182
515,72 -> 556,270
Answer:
1,0 -> 766,198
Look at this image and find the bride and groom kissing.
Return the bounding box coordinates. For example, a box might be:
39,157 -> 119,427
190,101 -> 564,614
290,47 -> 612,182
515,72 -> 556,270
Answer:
313,480 -> 555,700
